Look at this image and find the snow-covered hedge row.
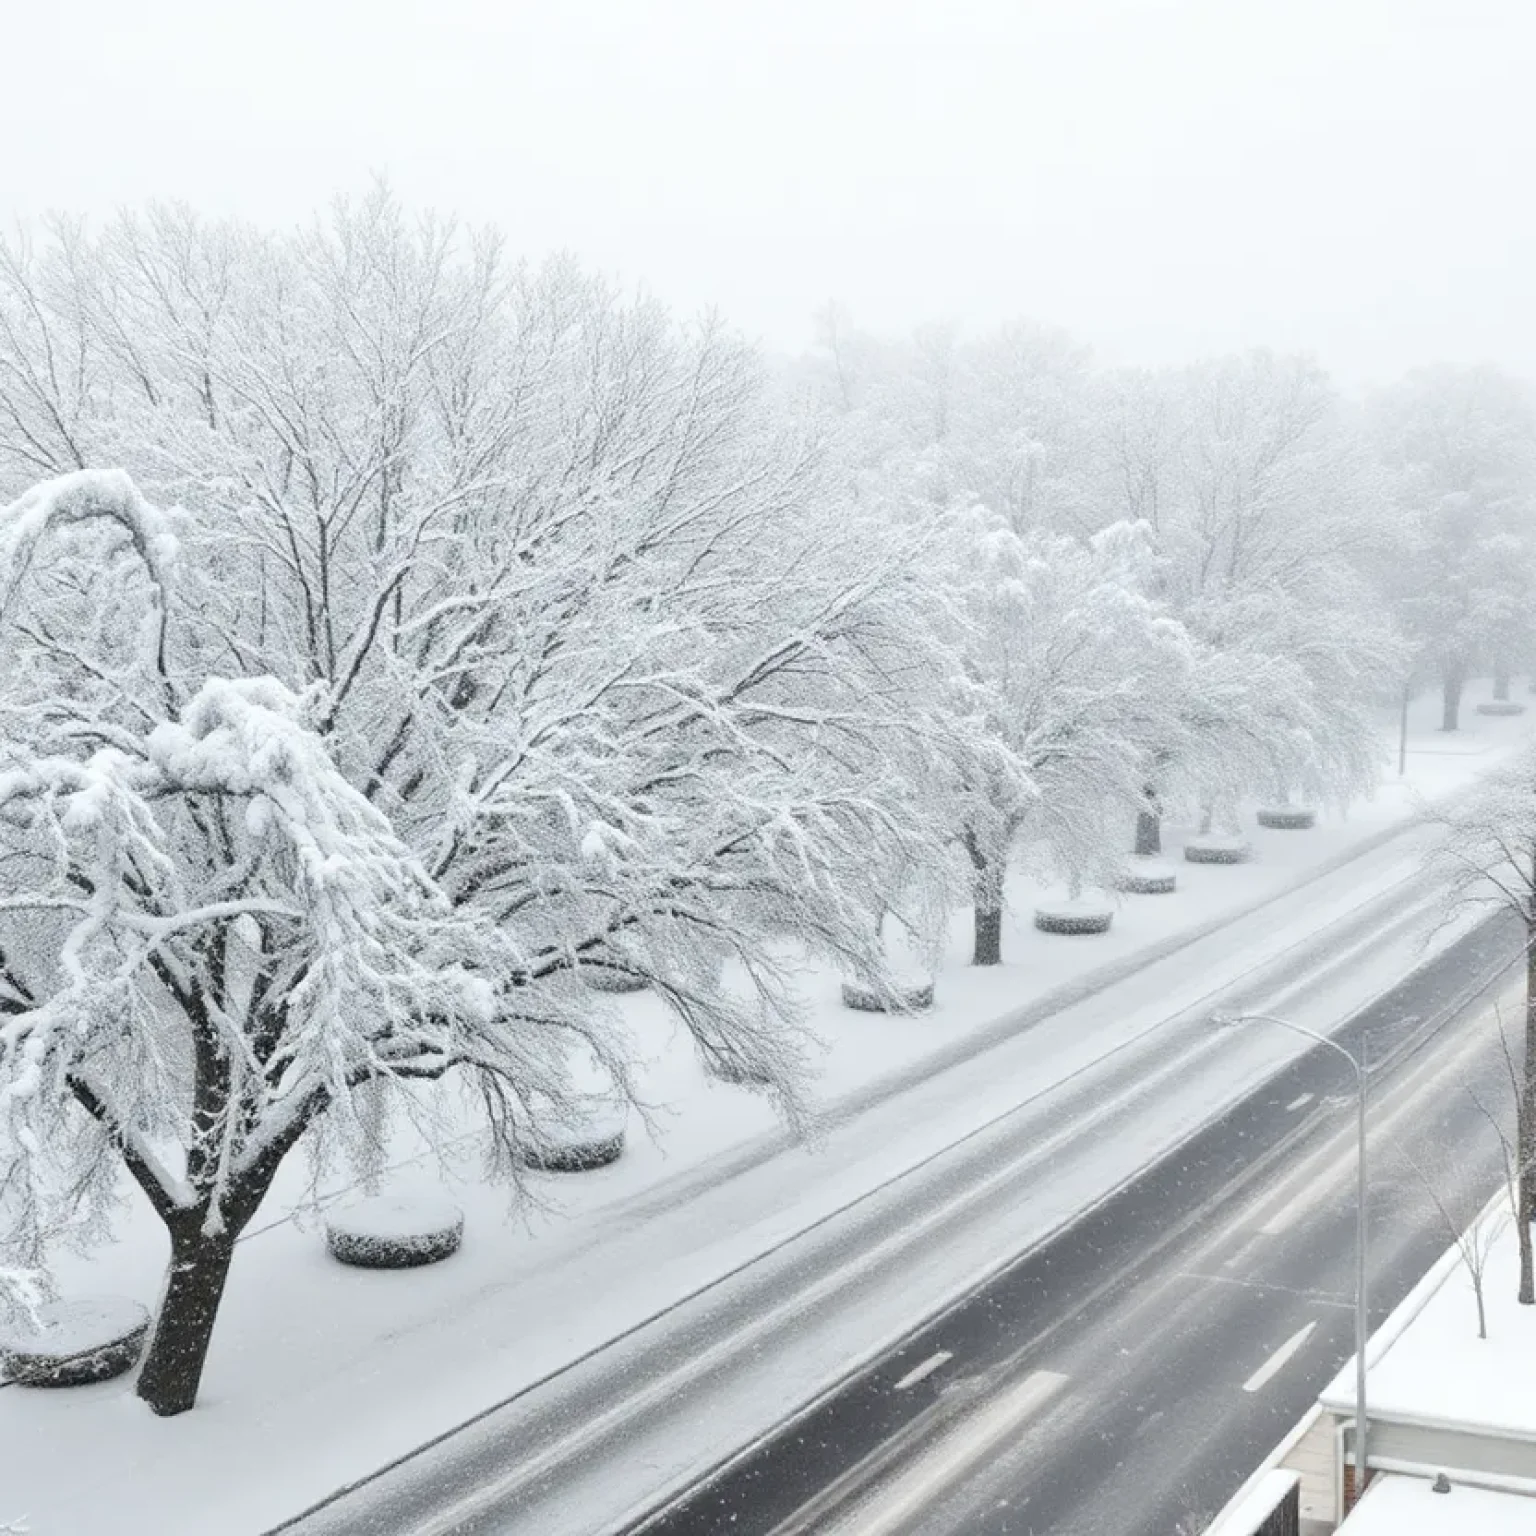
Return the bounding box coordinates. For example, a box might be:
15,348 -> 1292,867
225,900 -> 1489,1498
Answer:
0,1296 -> 148,1386
1256,806 -> 1317,829
1115,860 -> 1178,894
520,1098 -> 628,1173
839,979 -> 935,1013
1033,901 -> 1114,935
1184,836 -> 1253,865
325,1197 -> 465,1269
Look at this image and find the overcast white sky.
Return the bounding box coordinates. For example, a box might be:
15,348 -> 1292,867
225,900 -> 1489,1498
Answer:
4,0 -> 1531,385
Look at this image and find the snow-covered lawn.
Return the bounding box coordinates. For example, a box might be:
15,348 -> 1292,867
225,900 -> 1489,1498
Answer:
1,685 -> 1530,1536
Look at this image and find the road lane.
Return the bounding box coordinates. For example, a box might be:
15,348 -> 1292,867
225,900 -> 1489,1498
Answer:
630,909 -> 1519,1536
928,976 -> 1514,1536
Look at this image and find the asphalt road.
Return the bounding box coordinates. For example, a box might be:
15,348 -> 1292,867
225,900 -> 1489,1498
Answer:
628,909 -> 1522,1536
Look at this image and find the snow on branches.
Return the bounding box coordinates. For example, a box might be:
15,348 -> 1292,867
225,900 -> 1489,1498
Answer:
0,202 -> 984,1411
1369,365 -> 1536,725
1095,352 -> 1402,823
0,675 -> 516,1226
930,506 -> 1179,960
1429,743 -> 1536,922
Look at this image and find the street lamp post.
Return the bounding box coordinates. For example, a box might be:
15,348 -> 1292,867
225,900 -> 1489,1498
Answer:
1214,1010 -> 1370,1502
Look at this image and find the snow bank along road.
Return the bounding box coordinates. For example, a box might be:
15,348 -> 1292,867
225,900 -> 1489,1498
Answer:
279,819 -> 1502,1536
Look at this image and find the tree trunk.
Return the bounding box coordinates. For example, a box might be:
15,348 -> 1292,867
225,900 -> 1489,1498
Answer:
972,900 -> 1003,967
1495,662 -> 1511,702
1521,904 -> 1536,1305
1135,785 -> 1162,857
136,1224 -> 238,1416
964,823 -> 1007,967
1441,663 -> 1465,732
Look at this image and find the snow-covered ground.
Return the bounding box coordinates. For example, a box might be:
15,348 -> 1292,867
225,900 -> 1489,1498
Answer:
1322,1200 -> 1536,1442
1,685 -> 1532,1536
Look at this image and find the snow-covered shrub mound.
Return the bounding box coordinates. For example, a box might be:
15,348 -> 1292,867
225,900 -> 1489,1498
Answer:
1115,859 -> 1177,894
0,1296 -> 149,1386
839,977 -> 935,1013
1033,900 -> 1114,935
520,1096 -> 628,1173
1256,806 -> 1317,829
325,1195 -> 465,1269
1477,701 -> 1526,717
1184,835 -> 1253,865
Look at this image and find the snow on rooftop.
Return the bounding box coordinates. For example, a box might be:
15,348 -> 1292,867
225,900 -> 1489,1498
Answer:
1320,1208 -> 1536,1440
1342,1473 -> 1536,1533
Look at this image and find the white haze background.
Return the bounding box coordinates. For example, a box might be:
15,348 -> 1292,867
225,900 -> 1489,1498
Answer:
2,0 -> 1531,383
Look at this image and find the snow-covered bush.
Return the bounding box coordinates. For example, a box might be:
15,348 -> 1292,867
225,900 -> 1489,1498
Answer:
1115,861 -> 1177,894
0,1297 -> 149,1386
1033,900 -> 1114,935
839,978 -> 935,1013
325,1197 -> 465,1269
1256,806 -> 1317,829
520,1096 -> 628,1173
1184,835 -> 1253,865
1477,700 -> 1527,717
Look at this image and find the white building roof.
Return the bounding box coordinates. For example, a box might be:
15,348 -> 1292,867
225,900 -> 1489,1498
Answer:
1342,1472 -> 1536,1533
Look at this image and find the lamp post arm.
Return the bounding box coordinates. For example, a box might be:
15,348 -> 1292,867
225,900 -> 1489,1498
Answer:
1229,1011 -> 1365,1093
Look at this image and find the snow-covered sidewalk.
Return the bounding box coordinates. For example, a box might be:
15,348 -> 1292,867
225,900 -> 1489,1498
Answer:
2,686 -> 1531,1536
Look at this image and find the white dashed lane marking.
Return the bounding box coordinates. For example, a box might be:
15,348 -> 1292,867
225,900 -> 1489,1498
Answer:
894,1351 -> 953,1390
1242,1321 -> 1316,1393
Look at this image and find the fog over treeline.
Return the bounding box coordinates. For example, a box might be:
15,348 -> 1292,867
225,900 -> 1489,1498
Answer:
3,2 -> 1532,378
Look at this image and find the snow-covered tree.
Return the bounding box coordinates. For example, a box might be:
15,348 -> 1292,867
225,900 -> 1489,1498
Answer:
937,323 -> 1100,536
936,510 -> 1181,963
1097,352 -> 1399,831
804,313 -> 1101,536
0,197 -> 981,1414
1370,365 -> 1536,726
0,473 -> 525,1419
1429,744 -> 1536,1304
822,332 -> 1399,852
